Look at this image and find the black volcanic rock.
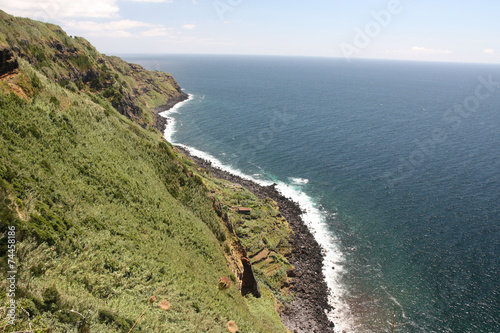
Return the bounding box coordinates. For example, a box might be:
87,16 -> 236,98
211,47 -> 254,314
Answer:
0,48 -> 18,77
175,146 -> 334,332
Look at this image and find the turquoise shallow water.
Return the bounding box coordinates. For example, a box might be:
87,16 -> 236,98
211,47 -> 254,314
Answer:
125,55 -> 500,332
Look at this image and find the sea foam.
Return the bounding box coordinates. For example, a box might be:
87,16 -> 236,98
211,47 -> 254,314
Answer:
274,182 -> 354,333
159,93 -> 194,142
289,177 -> 309,185
171,150 -> 353,332
165,96 -> 355,333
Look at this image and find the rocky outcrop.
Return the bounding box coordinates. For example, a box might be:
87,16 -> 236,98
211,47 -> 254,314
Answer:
212,197 -> 262,298
0,48 -> 18,77
153,92 -> 189,132
112,92 -> 144,125
0,10 -> 186,128
240,256 -> 261,298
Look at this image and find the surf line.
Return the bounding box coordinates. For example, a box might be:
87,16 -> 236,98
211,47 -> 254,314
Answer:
160,95 -> 350,330
159,93 -> 194,143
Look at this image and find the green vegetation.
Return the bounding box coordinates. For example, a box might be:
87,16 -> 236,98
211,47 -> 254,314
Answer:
204,179 -> 293,297
0,10 -> 185,127
0,10 -> 294,332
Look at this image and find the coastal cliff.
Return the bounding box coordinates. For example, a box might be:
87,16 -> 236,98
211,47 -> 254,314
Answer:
0,10 -> 332,332
0,9 -> 187,127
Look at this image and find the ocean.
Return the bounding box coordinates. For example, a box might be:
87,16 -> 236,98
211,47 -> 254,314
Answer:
123,55 -> 500,333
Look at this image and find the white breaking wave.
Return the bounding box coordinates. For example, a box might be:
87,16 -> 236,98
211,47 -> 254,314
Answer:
274,182 -> 353,333
172,146 -> 352,332
289,177 -> 309,185
175,144 -> 270,186
160,95 -> 353,332
159,93 -> 194,142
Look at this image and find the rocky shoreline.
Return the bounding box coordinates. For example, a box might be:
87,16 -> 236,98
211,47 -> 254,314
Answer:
175,146 -> 335,333
153,92 -> 189,132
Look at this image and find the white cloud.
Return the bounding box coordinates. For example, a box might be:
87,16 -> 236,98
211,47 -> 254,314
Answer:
411,46 -> 453,54
379,49 -> 406,55
0,0 -> 119,19
380,47 -> 454,56
63,19 -> 151,31
141,27 -> 172,37
125,0 -> 173,2
102,30 -> 133,38
182,24 -> 196,30
62,19 -> 174,38
483,48 -> 495,54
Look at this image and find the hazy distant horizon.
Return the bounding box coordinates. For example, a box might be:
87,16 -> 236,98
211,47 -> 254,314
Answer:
1,0 -> 499,65
116,52 -> 500,66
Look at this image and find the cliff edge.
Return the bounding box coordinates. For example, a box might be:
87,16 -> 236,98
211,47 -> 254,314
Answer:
0,10 -> 332,332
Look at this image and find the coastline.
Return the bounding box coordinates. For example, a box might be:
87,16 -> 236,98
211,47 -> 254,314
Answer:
175,145 -> 335,332
153,92 -> 189,132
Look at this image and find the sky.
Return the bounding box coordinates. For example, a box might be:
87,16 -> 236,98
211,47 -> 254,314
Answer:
0,0 -> 499,64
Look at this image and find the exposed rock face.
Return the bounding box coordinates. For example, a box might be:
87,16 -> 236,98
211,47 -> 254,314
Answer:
212,196 -> 262,298
112,92 -> 143,125
0,13 -> 187,128
240,256 -> 262,298
0,48 -> 18,77
228,233 -> 262,299
153,93 -> 189,132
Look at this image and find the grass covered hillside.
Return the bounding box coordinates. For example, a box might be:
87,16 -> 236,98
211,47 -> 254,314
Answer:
0,10 -> 187,127
0,10 -> 294,333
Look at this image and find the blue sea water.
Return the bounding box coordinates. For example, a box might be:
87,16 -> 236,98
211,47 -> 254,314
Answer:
124,55 -> 500,333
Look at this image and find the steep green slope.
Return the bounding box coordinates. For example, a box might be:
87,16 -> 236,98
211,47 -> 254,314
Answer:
0,9 -> 187,127
0,11 -> 291,333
